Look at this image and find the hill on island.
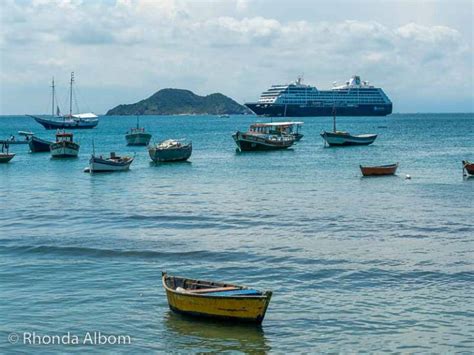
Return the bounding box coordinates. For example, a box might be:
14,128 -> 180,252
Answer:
106,88 -> 252,115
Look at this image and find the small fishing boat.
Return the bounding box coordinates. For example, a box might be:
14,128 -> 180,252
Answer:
50,131 -> 80,158
148,139 -> 192,162
360,163 -> 398,176
28,74 -> 98,130
126,117 -> 152,146
0,143 -> 15,163
463,161 -> 474,176
85,152 -> 134,173
162,272 -> 272,324
233,123 -> 295,151
321,108 -> 377,146
29,136 -> 54,153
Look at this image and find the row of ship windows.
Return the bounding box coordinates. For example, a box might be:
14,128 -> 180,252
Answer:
261,92 -> 383,97
259,99 -> 387,104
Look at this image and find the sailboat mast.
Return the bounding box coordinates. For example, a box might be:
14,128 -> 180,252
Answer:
51,77 -> 55,117
69,72 -> 74,117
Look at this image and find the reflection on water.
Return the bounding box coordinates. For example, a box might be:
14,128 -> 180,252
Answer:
163,311 -> 271,353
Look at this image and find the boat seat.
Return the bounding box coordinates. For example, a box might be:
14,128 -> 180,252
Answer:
187,286 -> 240,294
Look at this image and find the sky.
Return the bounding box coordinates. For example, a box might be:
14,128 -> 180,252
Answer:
0,0 -> 473,114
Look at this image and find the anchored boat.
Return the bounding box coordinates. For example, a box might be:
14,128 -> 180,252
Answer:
162,272 -> 272,324
28,73 -> 98,130
126,116 -> 152,146
233,122 -> 295,151
360,163 -> 398,176
50,131 -> 80,158
86,152 -> 134,173
463,161 -> 474,176
148,139 -> 192,162
321,108 -> 377,146
29,136 -> 54,153
0,143 -> 15,163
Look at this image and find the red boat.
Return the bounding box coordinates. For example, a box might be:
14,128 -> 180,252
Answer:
463,161 -> 474,176
360,163 -> 398,176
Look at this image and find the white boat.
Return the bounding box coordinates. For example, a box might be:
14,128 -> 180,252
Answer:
50,131 -> 79,158
320,131 -> 377,146
320,108 -> 377,146
28,73 -> 99,130
126,117 -> 152,146
85,152 -> 134,172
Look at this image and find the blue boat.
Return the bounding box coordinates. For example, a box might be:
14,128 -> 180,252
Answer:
28,73 -> 98,130
29,136 -> 54,153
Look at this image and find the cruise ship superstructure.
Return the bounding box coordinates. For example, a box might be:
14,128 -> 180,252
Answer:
245,75 -> 392,117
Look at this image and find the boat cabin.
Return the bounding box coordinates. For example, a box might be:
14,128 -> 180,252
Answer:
55,131 -> 74,142
128,127 -> 146,134
249,122 -> 303,135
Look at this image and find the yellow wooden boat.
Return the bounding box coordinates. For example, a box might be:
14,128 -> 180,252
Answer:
162,272 -> 272,324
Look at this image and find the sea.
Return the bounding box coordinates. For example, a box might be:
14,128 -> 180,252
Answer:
0,113 -> 473,353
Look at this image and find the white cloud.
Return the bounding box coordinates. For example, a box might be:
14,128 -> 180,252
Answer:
0,0 -> 472,114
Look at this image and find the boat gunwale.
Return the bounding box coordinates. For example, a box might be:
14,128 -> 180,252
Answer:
360,163 -> 399,169
162,273 -> 272,300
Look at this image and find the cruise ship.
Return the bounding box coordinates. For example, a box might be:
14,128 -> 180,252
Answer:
245,75 -> 392,117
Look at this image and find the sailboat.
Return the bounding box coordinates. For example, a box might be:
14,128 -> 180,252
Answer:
320,107 -> 377,146
28,73 -> 99,130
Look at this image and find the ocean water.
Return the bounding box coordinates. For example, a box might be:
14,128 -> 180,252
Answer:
0,113 -> 473,353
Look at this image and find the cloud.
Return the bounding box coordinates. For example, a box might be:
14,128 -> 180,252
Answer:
0,0 -> 472,114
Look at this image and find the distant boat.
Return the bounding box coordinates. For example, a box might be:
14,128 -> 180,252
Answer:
360,163 -> 398,176
85,152 -> 134,173
28,73 -> 98,130
162,272 -> 272,324
148,139 -> 192,162
219,114 -> 230,118
321,108 -> 377,146
126,117 -> 152,146
29,136 -> 54,153
50,131 -> 79,158
0,143 -> 15,163
463,161 -> 474,176
232,122 -> 295,151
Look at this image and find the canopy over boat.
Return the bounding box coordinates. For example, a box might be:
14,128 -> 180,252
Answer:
71,113 -> 98,119
250,121 -> 304,128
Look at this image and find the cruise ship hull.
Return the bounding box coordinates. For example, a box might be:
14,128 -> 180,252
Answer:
245,103 -> 392,117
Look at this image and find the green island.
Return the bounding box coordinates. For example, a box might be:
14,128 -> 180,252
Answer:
106,88 -> 251,115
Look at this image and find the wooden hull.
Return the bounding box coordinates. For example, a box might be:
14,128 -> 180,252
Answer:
0,153 -> 15,163
126,133 -> 152,146
29,136 -> 53,152
463,161 -> 474,175
232,132 -> 294,151
148,143 -> 192,162
360,163 -> 398,176
50,141 -> 80,157
321,131 -> 377,146
162,273 -> 272,324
